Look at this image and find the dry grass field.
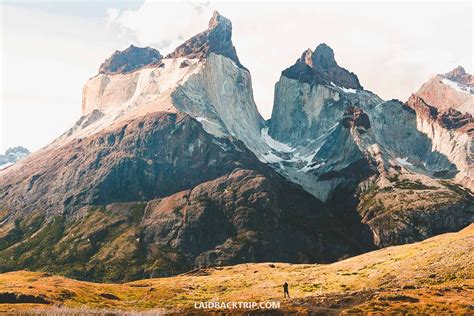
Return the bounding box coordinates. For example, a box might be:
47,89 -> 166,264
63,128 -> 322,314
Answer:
0,224 -> 473,314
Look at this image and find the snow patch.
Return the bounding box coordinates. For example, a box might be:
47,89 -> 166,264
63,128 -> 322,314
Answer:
301,161 -> 325,172
260,151 -> 284,163
261,127 -> 294,153
0,162 -> 14,170
441,78 -> 473,95
331,82 -> 357,94
396,157 -> 414,168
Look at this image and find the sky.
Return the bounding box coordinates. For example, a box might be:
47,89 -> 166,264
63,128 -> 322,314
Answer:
1,0 -> 472,153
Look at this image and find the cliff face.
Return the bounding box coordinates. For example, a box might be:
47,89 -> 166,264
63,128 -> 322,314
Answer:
408,67 -> 474,191
166,11 -> 243,68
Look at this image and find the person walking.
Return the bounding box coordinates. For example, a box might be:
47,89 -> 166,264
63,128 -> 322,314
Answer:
283,282 -> 290,298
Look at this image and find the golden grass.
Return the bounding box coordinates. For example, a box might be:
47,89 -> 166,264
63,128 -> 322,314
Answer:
0,224 -> 473,314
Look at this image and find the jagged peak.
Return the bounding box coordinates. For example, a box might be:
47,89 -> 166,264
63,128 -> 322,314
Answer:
312,43 -> 337,69
441,65 -> 473,87
166,11 -> 243,68
446,66 -> 466,76
99,45 -> 162,75
208,10 -> 230,29
281,43 -> 362,90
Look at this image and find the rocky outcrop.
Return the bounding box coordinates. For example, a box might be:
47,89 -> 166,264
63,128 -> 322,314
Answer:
167,11 -> 243,68
81,58 -> 202,116
357,174 -> 474,247
341,106 -> 371,130
407,95 -> 473,133
171,53 -> 266,154
98,45 -> 163,75
281,44 -> 362,89
269,44 -> 376,145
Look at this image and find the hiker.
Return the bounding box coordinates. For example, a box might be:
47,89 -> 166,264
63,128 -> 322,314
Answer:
283,282 -> 290,298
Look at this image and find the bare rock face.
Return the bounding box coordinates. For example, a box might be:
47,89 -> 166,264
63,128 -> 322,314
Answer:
341,106 -> 371,130
282,43 -> 362,89
269,44 -> 375,145
98,45 -> 163,75
407,94 -> 473,133
438,108 -> 474,131
167,11 -> 243,68
415,66 -> 474,115
405,94 -> 473,191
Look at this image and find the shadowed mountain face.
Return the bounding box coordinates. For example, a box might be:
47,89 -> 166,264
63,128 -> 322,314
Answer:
0,12 -> 472,282
282,43 -> 362,89
99,45 -> 163,75
0,112 -> 369,282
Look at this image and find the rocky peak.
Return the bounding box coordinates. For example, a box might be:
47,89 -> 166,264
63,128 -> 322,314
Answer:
208,10 -> 230,29
438,108 -> 474,132
281,43 -> 363,90
442,66 -> 474,87
166,11 -> 243,68
99,45 -> 163,75
312,43 -> 337,69
341,106 -> 371,130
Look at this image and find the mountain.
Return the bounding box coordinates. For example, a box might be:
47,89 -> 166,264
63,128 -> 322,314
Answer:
264,45 -> 472,246
0,12 -> 472,282
406,66 -> 474,191
415,66 -> 473,115
0,12 -> 369,282
1,224 -> 473,314
167,11 -> 243,68
0,146 -> 30,170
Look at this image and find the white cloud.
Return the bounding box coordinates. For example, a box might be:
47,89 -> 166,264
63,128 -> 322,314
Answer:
106,1 -> 213,53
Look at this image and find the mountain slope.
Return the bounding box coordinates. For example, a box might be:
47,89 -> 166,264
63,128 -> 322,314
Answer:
1,224 -> 472,314
0,112 -> 368,282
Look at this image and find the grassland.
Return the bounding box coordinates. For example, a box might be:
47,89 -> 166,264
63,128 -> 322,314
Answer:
0,224 -> 473,314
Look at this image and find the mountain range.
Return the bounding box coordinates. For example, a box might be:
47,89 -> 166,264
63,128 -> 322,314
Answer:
0,11 -> 472,282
